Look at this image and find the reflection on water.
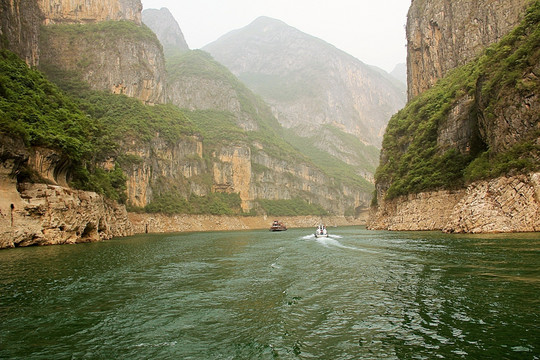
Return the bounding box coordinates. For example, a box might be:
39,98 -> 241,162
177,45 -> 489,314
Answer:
0,228 -> 539,359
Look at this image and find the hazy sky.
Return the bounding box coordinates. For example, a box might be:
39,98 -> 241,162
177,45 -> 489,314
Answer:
140,0 -> 411,73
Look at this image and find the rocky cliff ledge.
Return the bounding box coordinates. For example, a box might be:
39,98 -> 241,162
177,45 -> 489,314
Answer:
0,135 -> 133,249
407,0 -> 532,99
368,173 -> 540,233
0,182 -> 133,249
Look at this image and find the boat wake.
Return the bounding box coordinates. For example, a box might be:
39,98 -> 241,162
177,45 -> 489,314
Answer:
316,236 -> 358,250
301,234 -> 381,254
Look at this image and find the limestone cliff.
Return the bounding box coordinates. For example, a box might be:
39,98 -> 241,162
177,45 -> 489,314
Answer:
204,17 -> 405,148
407,0 -> 533,99
0,0 -> 42,66
165,50 -> 262,132
121,135 -> 206,208
38,0 -> 142,25
203,17 -> 405,183
39,21 -> 166,105
1,0 -> 165,104
0,136 -> 133,248
120,133 -> 369,216
369,173 -> 540,233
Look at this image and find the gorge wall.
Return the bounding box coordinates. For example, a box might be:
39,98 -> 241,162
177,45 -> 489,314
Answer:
1,0 -> 166,104
37,0 -> 142,25
369,0 -> 539,233
122,135 -> 369,215
0,0 -> 42,66
407,0 -> 533,99
204,16 -> 406,149
39,24 -> 166,105
141,8 -> 189,55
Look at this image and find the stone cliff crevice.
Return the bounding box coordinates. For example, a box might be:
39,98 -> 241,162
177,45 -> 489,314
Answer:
407,0 -> 533,99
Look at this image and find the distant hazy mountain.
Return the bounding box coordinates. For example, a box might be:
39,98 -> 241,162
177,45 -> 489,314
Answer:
203,16 -> 406,149
142,8 -> 189,56
390,63 -> 407,86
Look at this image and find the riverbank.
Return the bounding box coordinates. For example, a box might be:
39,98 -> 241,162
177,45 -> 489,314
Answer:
368,172 -> 540,233
128,213 -> 368,234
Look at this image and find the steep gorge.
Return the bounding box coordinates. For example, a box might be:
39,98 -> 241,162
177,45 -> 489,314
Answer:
0,1 -> 372,248
203,17 -> 405,183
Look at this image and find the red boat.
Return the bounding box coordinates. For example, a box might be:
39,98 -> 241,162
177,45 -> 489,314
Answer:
269,220 -> 287,231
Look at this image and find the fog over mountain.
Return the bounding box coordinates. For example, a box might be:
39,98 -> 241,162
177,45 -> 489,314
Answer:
204,16 -> 406,149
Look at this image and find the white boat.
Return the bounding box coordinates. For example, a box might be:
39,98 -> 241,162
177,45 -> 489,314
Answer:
315,224 -> 328,238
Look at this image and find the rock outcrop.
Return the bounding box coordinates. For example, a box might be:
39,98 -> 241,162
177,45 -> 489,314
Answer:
39,23 -> 166,104
0,0 -> 42,66
38,0 -> 142,25
120,133 -> 369,215
407,0 -> 533,99
35,0 -> 166,104
369,0 -> 539,233
0,139 -> 133,249
142,8 -> 189,55
121,135 -> 206,208
165,50 -> 262,132
369,173 -> 540,233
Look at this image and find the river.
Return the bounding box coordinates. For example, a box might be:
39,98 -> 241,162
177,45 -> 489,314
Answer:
1,227 -> 538,359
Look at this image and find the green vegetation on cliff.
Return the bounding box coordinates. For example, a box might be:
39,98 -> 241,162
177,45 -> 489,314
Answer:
169,50 -> 375,194
376,1 -> 540,200
40,20 -> 159,47
2,19 -> 375,216
283,126 -> 377,192
0,50 -> 92,160
167,50 -> 302,160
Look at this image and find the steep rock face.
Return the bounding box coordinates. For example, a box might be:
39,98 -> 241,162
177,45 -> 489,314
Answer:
39,23 -> 166,105
168,76 -> 242,113
142,8 -> 189,55
212,146 -> 252,211
407,0 -> 532,99
368,173 -> 540,233
370,1 -> 539,233
38,0 -> 142,25
204,16 -> 406,148
0,0 -> 42,66
445,173 -> 540,233
165,51 -> 268,132
0,182 -> 133,249
121,136 -> 206,208
250,151 -> 370,215
121,134 -> 369,214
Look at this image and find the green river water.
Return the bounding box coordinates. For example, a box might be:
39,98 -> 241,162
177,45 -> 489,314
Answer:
1,227 -> 539,359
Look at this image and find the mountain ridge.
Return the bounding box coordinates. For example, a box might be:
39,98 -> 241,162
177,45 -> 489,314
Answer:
203,16 -> 406,148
